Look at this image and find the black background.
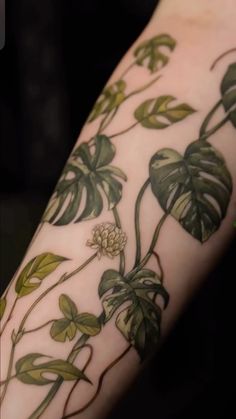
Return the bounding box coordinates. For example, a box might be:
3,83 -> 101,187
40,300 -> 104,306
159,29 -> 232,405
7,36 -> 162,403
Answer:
0,1 -> 235,418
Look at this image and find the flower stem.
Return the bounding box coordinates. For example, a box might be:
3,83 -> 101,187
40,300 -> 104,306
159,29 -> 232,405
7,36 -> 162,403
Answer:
23,319 -> 56,335
133,178 -> 151,268
199,99 -> 223,137
210,47 -> 236,71
112,207 -> 125,275
62,344 -> 132,419
0,343 -> 15,404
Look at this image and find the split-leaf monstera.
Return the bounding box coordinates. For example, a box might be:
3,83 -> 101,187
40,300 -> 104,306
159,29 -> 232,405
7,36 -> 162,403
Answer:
134,34 -> 176,73
149,140 -> 232,242
99,268 -> 169,360
221,62 -> 236,127
43,135 -> 127,225
88,80 -> 126,123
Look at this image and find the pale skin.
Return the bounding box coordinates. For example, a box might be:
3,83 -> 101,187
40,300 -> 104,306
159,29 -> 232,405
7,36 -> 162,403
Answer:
1,1 -> 236,418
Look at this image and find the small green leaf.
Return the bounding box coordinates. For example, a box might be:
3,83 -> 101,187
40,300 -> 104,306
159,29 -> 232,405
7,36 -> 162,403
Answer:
59,294 -> 78,320
221,62 -> 236,127
15,353 -> 90,385
50,319 -> 77,342
134,34 -> 176,73
149,141 -> 232,242
15,253 -> 68,298
0,297 -> 7,320
88,80 -> 126,122
99,268 -> 169,360
43,135 -> 127,225
75,313 -> 101,336
134,96 -> 195,129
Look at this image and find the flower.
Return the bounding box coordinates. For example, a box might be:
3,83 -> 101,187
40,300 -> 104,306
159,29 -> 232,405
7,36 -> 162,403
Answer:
87,223 -> 127,259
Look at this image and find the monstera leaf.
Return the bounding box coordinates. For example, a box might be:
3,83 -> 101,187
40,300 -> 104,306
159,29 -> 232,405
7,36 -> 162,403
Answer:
50,294 -> 101,342
221,62 -> 236,127
134,34 -> 176,73
88,80 -> 126,122
99,269 -> 169,360
43,135 -> 127,225
134,96 -> 195,129
15,353 -> 90,385
15,253 -> 68,298
149,140 -> 232,242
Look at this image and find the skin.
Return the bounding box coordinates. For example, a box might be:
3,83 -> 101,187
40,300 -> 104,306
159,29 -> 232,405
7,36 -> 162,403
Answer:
1,1 -> 236,418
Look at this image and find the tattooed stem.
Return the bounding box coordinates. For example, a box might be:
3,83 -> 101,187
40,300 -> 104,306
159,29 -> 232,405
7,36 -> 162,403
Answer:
110,121 -> 140,139
120,62 -> 136,79
62,344 -> 93,417
200,114 -> 230,141
134,178 -> 151,268
210,47 -> 236,71
0,343 -> 15,404
62,344 -> 132,419
199,99 -> 224,137
112,207 -> 125,275
125,75 -> 162,101
98,108 -> 118,134
23,319 -> 56,335
0,296 -> 18,336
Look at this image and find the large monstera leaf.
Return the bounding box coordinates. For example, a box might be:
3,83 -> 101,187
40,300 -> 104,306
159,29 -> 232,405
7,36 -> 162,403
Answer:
43,135 -> 127,225
134,34 -> 176,73
88,80 -> 126,123
149,140 -> 232,242
221,62 -> 236,127
99,269 -> 169,360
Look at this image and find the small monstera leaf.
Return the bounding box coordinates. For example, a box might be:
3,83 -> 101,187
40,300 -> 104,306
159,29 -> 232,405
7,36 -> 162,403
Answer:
99,269 -> 169,360
149,140 -> 232,242
221,62 -> 236,127
15,353 -> 90,385
88,80 -> 126,122
15,253 -> 68,298
50,294 -> 101,342
43,135 -> 127,225
135,96 -> 195,129
134,34 -> 176,73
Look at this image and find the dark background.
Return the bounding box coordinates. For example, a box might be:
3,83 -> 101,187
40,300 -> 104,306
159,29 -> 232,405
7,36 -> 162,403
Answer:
0,1 -> 235,418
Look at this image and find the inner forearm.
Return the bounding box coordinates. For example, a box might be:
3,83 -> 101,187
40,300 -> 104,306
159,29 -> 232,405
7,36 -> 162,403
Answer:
1,3 -> 236,419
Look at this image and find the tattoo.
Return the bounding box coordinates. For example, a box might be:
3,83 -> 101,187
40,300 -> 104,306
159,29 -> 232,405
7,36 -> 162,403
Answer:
0,34 -> 235,418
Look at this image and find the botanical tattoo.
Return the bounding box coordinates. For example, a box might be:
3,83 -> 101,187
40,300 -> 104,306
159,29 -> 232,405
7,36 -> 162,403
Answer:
0,33 -> 235,418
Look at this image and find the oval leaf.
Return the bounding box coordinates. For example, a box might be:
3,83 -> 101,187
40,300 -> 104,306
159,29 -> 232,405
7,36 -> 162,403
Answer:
149,141 -> 232,242
50,318 -> 77,342
59,294 -> 78,320
221,62 -> 236,127
134,96 -> 195,129
134,34 -> 176,73
15,353 -> 90,385
15,253 -> 68,298
75,313 -> 101,336
0,297 -> 7,320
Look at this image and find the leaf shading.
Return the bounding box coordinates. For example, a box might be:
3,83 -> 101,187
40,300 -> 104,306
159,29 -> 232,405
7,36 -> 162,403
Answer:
221,62 -> 236,127
88,80 -> 126,122
15,353 -> 90,385
149,140 -> 232,242
50,294 -> 101,342
134,96 -> 195,129
0,297 -> 7,320
43,135 -> 127,225
74,313 -> 101,336
99,269 -> 169,360
15,253 -> 68,298
134,34 -> 176,73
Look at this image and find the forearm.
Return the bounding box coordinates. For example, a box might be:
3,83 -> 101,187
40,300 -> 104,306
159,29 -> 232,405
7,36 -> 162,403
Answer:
1,1 -> 236,418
